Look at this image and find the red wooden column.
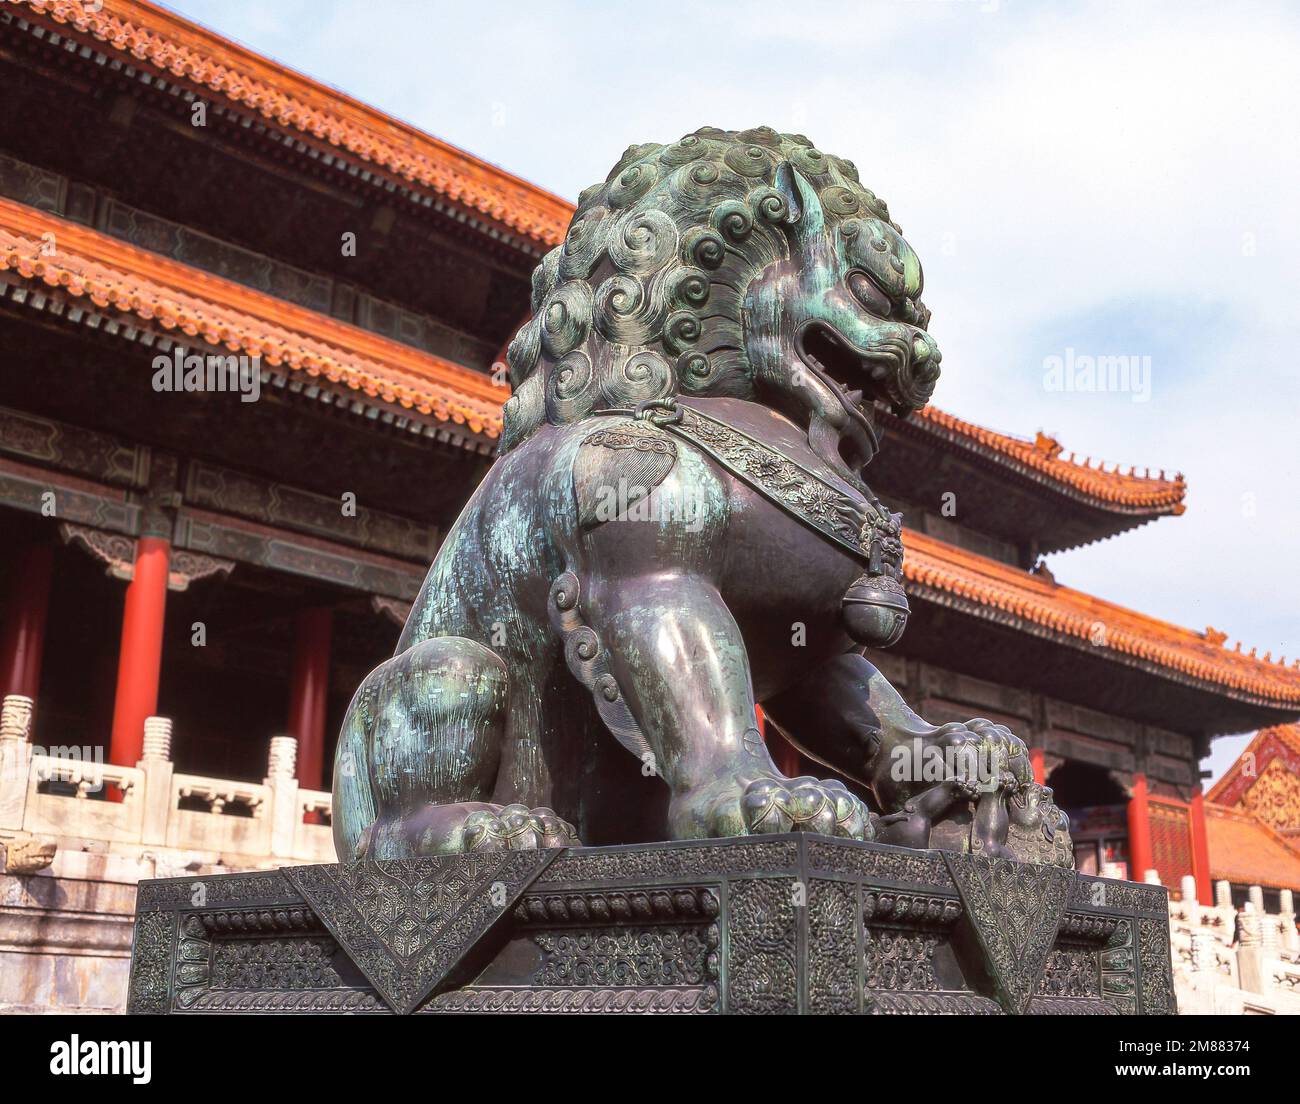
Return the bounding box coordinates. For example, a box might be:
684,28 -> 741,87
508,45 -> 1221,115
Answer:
1029,747 -> 1046,786
108,537 -> 171,767
0,543 -> 54,703
1126,771 -> 1154,881
1189,785 -> 1213,905
288,607 -> 332,791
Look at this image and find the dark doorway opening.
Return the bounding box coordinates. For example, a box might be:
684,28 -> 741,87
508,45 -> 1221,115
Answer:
1047,760 -> 1131,878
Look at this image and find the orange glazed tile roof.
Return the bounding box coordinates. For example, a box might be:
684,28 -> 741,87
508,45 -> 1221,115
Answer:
909,405 -> 1186,514
19,0 -> 572,249
0,197 -> 505,439
902,528 -> 1300,710
1204,802 -> 1300,891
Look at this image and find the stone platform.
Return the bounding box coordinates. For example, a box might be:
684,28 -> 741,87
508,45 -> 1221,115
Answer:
126,835 -> 1174,1014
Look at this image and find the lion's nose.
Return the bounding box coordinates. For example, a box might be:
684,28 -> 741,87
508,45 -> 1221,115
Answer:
912,334 -> 942,377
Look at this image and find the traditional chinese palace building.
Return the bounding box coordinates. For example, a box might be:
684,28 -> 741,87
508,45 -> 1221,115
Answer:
2,0 -> 1299,1011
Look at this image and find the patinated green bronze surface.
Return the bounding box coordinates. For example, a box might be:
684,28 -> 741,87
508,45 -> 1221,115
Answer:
331,127 -> 1071,867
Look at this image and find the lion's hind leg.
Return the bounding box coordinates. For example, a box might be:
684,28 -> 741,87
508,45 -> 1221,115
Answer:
331,636 -> 577,859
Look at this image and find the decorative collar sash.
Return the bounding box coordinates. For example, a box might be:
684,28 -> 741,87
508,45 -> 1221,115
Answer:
604,399 -> 902,571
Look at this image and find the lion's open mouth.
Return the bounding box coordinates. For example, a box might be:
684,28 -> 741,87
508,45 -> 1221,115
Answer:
796,321 -> 893,477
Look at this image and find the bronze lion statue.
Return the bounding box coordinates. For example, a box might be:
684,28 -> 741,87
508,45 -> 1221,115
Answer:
332,126 -> 1071,868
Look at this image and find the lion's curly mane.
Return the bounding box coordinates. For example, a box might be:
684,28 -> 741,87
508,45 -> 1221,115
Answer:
500,126 -> 904,452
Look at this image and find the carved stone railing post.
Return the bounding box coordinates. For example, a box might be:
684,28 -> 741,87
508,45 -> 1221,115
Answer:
139,716 -> 174,846
1262,912 -> 1281,959
266,735 -> 300,859
1211,879 -> 1236,931
142,717 -> 172,762
0,695 -> 32,741
1189,928 -> 1215,973
0,695 -> 35,831
1179,874 -> 1200,926
1236,903 -> 1266,994
268,735 -> 297,780
1280,890 -> 1298,953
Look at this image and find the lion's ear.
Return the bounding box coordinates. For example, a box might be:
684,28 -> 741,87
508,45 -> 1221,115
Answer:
774,161 -> 826,243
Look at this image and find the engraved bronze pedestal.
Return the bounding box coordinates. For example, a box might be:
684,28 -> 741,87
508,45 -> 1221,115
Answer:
127,835 -> 1173,1015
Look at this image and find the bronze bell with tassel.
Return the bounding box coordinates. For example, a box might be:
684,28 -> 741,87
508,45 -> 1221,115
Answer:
842,506 -> 909,648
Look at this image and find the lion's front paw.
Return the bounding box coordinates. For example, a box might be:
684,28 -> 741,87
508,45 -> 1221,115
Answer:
461,805 -> 580,852
669,774 -> 875,842
737,776 -> 875,840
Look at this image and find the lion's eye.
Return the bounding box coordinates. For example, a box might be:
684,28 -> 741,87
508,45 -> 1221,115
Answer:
848,271 -> 893,318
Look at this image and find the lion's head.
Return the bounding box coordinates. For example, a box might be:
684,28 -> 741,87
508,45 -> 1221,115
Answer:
502,126 -> 942,484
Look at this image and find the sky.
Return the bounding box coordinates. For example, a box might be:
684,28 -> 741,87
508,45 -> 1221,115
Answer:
166,0 -> 1299,781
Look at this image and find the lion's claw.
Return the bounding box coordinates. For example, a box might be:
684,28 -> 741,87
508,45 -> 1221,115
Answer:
461,804 -> 580,851
740,776 -> 874,840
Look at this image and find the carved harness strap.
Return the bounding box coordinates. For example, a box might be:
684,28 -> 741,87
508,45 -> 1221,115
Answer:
614,398 -> 901,570
584,398 -> 910,650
